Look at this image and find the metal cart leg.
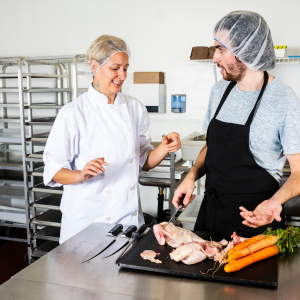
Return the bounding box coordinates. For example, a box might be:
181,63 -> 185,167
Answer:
18,58 -> 33,262
157,187 -> 164,223
170,152 -> 175,224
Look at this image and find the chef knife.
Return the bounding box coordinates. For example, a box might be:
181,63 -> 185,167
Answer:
81,224 -> 123,263
165,193 -> 185,227
115,224 -> 148,264
99,225 -> 137,259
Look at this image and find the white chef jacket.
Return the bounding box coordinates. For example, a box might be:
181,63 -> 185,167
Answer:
43,85 -> 153,243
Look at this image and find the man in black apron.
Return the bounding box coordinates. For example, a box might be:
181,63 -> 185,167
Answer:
173,11 -> 300,237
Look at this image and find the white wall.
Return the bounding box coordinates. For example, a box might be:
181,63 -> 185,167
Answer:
1,0 -> 300,217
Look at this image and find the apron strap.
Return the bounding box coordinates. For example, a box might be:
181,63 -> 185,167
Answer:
212,81 -> 236,120
245,71 -> 269,126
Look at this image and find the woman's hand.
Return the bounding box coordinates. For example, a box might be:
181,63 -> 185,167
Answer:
142,132 -> 181,171
239,198 -> 282,228
79,157 -> 107,182
162,132 -> 181,153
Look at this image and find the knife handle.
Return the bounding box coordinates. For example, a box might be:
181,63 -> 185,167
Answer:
178,193 -> 185,207
132,224 -> 147,240
108,224 -> 123,236
121,225 -> 137,238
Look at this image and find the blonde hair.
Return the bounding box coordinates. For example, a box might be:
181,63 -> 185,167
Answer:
86,35 -> 130,67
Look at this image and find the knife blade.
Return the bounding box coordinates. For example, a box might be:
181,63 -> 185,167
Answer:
81,224 -> 123,263
166,193 -> 185,227
115,224 -> 148,264
99,225 -> 137,259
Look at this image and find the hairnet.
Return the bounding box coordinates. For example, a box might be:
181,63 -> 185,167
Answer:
86,35 -> 131,74
213,11 -> 276,71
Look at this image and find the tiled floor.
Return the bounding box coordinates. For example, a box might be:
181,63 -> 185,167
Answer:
0,228 -> 29,285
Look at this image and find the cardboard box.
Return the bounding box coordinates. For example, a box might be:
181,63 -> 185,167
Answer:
208,46 -> 215,59
190,46 -> 208,60
134,72 -> 164,84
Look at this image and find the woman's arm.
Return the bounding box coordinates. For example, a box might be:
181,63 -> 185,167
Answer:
43,109 -> 107,187
53,157 -> 108,185
142,132 -> 181,171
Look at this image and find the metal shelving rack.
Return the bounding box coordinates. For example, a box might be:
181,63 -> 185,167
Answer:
189,57 -> 300,83
26,55 -> 87,261
0,55 -> 87,262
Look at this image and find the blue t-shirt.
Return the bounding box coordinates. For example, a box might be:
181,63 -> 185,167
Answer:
203,78 -> 300,183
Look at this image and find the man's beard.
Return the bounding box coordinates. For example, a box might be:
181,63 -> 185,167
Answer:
218,60 -> 247,82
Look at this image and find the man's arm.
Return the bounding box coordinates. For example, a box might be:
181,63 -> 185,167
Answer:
240,152 -> 300,228
172,144 -> 208,208
272,153 -> 300,204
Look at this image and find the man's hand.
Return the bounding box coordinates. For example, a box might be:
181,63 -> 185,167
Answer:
172,178 -> 196,208
239,198 -> 282,228
162,132 -> 181,153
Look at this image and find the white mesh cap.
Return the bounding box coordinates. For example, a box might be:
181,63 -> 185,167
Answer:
86,35 -> 131,72
214,11 -> 276,71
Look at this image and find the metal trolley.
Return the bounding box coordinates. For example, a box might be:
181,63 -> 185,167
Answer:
0,55 -> 86,262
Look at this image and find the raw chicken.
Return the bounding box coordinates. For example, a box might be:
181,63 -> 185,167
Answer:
215,233 -> 248,263
153,222 -> 247,265
231,232 -> 241,244
219,239 -> 228,247
140,250 -> 162,264
197,241 -> 223,258
170,243 -> 206,265
153,222 -> 205,247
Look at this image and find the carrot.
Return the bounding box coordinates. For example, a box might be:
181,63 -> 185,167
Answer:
227,235 -> 277,262
224,245 -> 280,273
227,234 -> 265,256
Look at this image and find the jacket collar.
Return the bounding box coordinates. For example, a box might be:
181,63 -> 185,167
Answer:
88,84 -> 122,107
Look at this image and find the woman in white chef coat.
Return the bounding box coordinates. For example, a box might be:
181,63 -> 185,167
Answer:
43,35 -> 181,244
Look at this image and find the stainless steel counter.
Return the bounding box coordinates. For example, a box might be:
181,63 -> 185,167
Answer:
0,278 -> 151,300
2,223 -> 300,300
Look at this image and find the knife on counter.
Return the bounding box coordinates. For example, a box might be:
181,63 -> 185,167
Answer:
81,224 -> 123,263
99,225 -> 138,259
115,224 -> 148,264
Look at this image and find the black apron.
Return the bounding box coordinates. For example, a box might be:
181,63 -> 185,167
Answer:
194,71 -> 285,237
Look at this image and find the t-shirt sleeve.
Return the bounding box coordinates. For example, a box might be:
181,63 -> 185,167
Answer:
139,107 -> 154,172
279,96 -> 300,155
43,109 -> 79,187
202,86 -> 215,131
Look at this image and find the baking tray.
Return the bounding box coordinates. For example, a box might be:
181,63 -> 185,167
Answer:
118,230 -> 278,288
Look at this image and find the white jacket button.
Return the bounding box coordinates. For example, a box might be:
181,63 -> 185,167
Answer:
131,187 -> 135,191
129,159 -> 133,163
106,190 -> 111,194
96,106 -> 100,110
102,134 -> 107,138
132,212 -> 137,216
127,131 -> 131,136
106,217 -> 111,220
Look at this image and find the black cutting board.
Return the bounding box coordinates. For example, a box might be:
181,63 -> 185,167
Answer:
118,230 -> 278,288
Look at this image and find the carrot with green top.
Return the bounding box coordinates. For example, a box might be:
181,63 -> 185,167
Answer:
227,235 -> 277,262
227,234 -> 265,256
224,245 -> 280,273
